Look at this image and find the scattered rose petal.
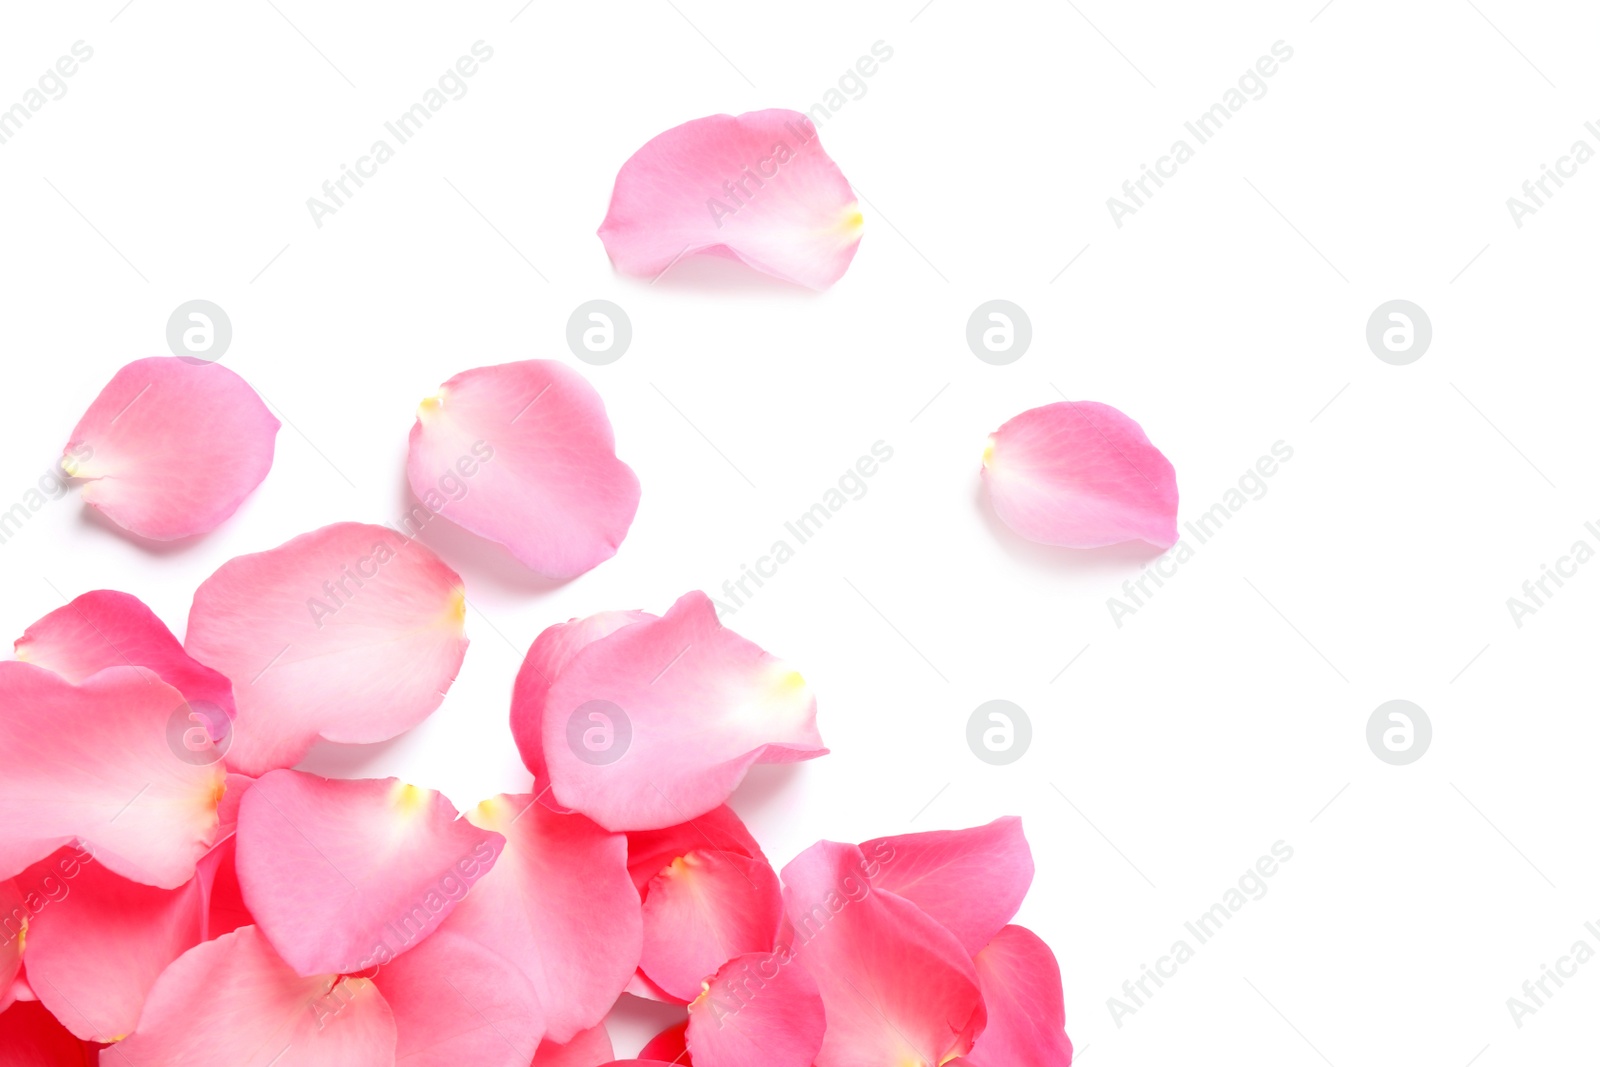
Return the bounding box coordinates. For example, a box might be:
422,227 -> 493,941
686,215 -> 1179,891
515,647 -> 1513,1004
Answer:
407,361 -> 640,580
981,400 -> 1179,550
196,835 -> 254,940
639,849 -> 783,1001
63,356 -> 279,540
533,1024 -> 617,1067
637,1021 -> 690,1063
235,770 -> 503,977
377,929 -> 546,1067
184,521 -> 469,776
599,109 -> 862,290
625,804 -> 766,895
953,925 -> 1074,1067
686,950 -> 825,1067
0,1000 -> 97,1066
0,879 -> 23,1014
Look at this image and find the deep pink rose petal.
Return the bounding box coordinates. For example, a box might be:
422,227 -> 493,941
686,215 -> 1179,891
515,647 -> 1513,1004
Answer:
0,879 -> 22,1012
63,357 -> 279,540
407,361 -> 640,580
114,925 -> 396,1066
443,795 -> 641,1043
0,663 -> 222,889
235,770 -> 504,977
0,1001 -> 96,1066
637,1021 -> 689,1063
15,589 -> 236,727
781,840 -> 985,1067
626,805 -> 765,895
861,816 -> 1034,955
376,929 -> 545,1067
955,926 -> 1074,1067
981,400 -> 1179,550
19,855 -> 203,1042
184,521 -> 469,775
599,110 -> 862,290
533,1024 -> 617,1067
543,592 -> 826,831
196,835 -> 254,940
686,951 -> 825,1067
639,850 -> 784,1001
513,609 -> 653,791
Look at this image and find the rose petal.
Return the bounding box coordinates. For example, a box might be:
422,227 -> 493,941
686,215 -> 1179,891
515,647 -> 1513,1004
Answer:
114,925 -> 396,1067
0,663 -> 222,889
407,361 -> 640,580
637,1021 -> 689,1063
235,770 -> 503,977
533,1024 -> 617,1067
444,795 -> 641,1043
686,950 -> 825,1067
954,925 -> 1074,1067
542,592 -> 825,831
0,879 -> 23,1014
639,850 -> 784,1001
626,805 -> 765,895
377,929 -> 545,1067
981,401 -> 1179,550
860,816 -> 1034,955
184,521 -> 469,775
63,357 -> 279,540
0,1001 -> 96,1066
599,110 -> 862,290
196,835 -> 254,940
781,840 -> 985,1067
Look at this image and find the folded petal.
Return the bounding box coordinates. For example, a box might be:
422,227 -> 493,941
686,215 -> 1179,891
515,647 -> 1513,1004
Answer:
114,925 -> 396,1067
686,951 -> 824,1067
444,795 -> 641,1042
19,853 -> 204,1042
981,401 -> 1179,550
637,1021 -> 689,1063
781,841 -> 985,1067
236,770 -> 503,977
184,522 -> 469,775
640,849 -> 783,1001
0,1001 -> 96,1066
408,361 -> 640,580
63,356 -> 279,540
0,663 -> 222,888
599,110 -> 862,290
533,1024 -> 616,1067
377,929 -> 545,1067
543,592 -> 826,831
955,926 -> 1073,1067
626,805 -> 765,895
860,817 -> 1034,955
196,835 -> 254,940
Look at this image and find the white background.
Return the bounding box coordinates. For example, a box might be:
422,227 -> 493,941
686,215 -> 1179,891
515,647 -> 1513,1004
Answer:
2,1 -> 1598,1062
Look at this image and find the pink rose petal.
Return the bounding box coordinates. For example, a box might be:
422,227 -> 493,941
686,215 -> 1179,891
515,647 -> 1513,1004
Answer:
0,663 -> 222,889
639,849 -> 784,1001
196,835 -> 254,940
533,1024 -> 617,1067
376,929 -> 546,1067
541,592 -> 826,831
637,1021 -> 690,1063
686,950 -> 825,1067
0,879 -> 22,1014
954,925 -> 1074,1067
0,1000 -> 96,1066
625,804 -> 765,895
235,770 -> 503,977
407,361 -> 640,580
63,356 -> 279,540
114,925 -> 396,1067
184,521 -> 469,775
599,109 -> 862,290
982,400 -> 1179,550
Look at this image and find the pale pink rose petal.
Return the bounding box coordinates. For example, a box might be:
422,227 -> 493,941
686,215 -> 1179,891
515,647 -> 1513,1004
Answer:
63,357 -> 279,540
15,589 -> 236,730
533,1024 -> 617,1067
953,926 -> 1074,1067
184,522 -> 469,776
599,110 -> 863,290
542,592 -> 826,831
781,840 -> 985,1067
0,1001 -> 96,1066
637,1021 -> 689,1063
114,926 -> 396,1067
512,609 -> 654,791
236,771 -> 503,977
686,951 -> 825,1067
626,805 -> 765,895
444,795 -> 641,1043
981,401 -> 1179,550
0,879 -> 22,1013
623,967 -> 682,1004
19,854 -> 204,1042
639,850 -> 784,1001
0,663 -> 222,889
376,929 -> 546,1067
861,816 -> 1034,955
407,361 -> 640,580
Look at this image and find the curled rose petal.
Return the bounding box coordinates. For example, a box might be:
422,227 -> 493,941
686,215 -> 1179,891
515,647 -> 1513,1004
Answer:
541,591 -> 826,831
407,361 -> 640,580
376,929 -> 545,1067
184,521 -> 469,776
953,925 -> 1074,1067
625,805 -> 765,895
235,770 -> 504,977
637,1021 -> 689,1063
533,1024 -> 617,1067
0,663 -> 222,889
686,951 -> 825,1067
639,849 -> 784,1001
443,795 -> 641,1043
598,109 -> 862,290
861,816 -> 1034,955
63,356 -> 279,540
114,925 -> 396,1067
981,401 -> 1179,550
0,1000 -> 97,1066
